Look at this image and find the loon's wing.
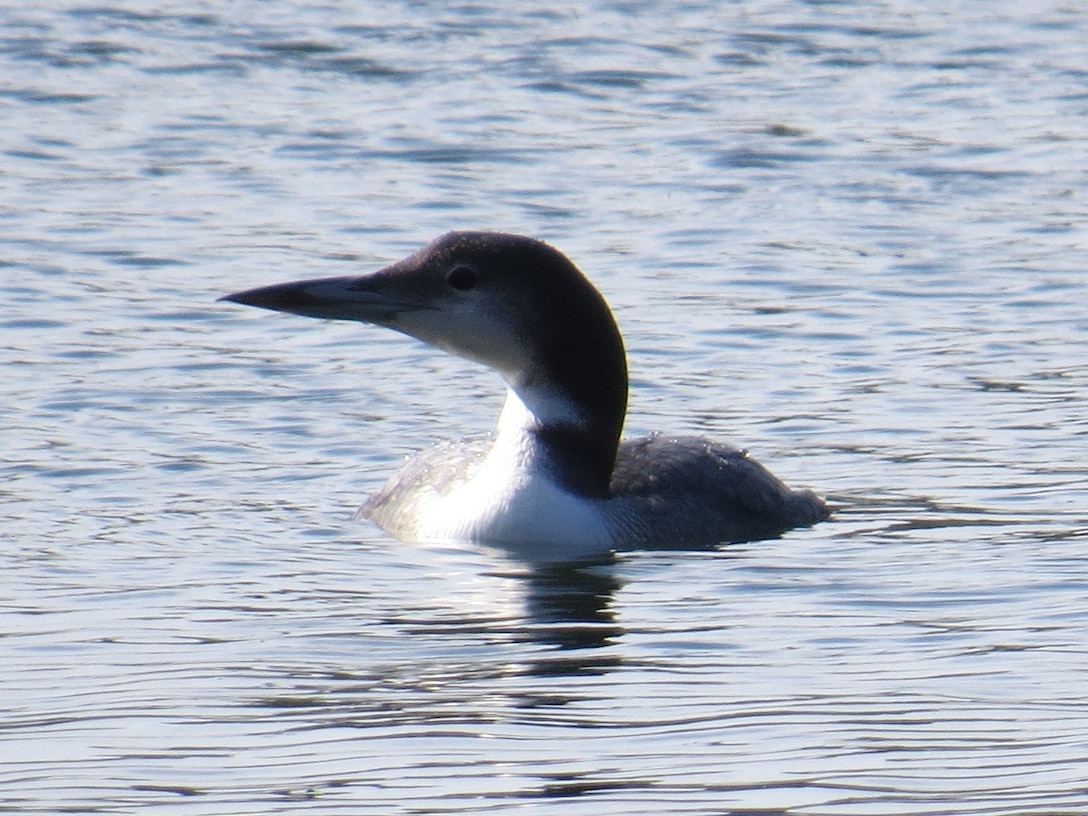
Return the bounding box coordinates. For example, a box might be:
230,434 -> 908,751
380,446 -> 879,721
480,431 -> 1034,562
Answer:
359,438 -> 491,537
609,434 -> 827,549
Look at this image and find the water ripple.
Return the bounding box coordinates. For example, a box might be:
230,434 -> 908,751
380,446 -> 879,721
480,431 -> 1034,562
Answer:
3,0 -> 1088,813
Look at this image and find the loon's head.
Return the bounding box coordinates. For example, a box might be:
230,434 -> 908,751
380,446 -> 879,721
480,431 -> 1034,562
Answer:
223,232 -> 628,495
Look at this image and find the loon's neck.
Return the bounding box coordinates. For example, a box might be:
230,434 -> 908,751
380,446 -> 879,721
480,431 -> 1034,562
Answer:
492,379 -> 620,499
408,386 -> 617,554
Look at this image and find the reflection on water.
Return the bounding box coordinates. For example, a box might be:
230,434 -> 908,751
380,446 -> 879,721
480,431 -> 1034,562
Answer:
250,560 -> 626,738
516,562 -> 624,655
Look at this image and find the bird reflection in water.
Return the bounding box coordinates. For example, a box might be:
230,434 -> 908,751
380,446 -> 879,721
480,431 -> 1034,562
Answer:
504,559 -> 625,673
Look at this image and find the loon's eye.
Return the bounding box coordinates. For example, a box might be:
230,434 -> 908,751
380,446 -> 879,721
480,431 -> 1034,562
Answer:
445,264 -> 478,291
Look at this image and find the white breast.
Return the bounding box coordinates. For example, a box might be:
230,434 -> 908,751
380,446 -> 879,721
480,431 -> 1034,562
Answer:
413,388 -> 616,561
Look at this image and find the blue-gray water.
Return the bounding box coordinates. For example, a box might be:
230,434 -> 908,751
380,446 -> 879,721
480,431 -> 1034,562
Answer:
3,2 -> 1087,813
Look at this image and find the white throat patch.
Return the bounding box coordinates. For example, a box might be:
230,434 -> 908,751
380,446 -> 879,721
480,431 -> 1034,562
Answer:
413,387 -> 613,560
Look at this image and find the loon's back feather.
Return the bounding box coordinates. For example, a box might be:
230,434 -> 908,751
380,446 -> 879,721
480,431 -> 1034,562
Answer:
609,434 -> 828,548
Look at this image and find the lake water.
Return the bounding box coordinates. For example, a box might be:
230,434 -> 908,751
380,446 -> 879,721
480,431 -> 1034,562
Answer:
2,1 -> 1087,813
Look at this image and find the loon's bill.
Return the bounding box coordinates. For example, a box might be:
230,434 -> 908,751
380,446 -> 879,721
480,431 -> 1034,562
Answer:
223,231 -> 828,560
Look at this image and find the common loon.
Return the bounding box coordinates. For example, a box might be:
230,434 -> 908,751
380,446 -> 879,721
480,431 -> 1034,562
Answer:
223,232 -> 827,560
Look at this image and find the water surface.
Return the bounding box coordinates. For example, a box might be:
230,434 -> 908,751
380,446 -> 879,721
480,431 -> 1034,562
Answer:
2,1 -> 1087,813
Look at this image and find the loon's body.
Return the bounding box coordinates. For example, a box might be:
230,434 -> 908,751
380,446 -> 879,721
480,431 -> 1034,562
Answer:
224,232 -> 827,560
